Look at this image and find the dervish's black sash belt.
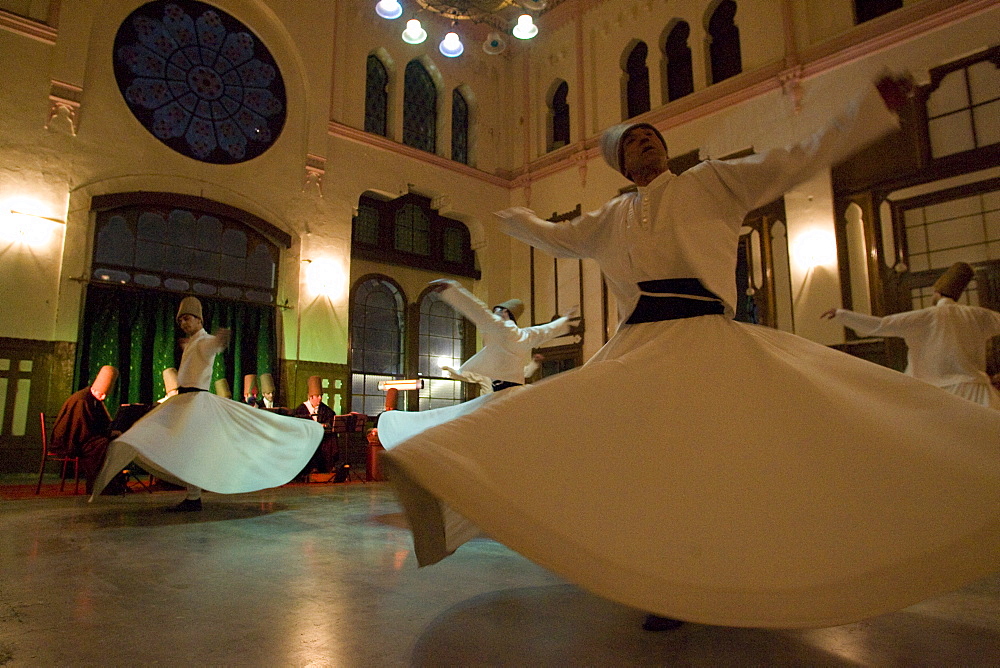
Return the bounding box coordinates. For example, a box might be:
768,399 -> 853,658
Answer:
492,380 -> 522,392
177,386 -> 206,394
625,278 -> 725,324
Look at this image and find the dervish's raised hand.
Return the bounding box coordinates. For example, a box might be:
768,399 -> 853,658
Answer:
562,305 -> 580,320
429,278 -> 459,293
494,207 -> 540,224
216,328 -> 232,348
820,308 -> 838,320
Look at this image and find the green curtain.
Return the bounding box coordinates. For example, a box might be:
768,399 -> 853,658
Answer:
75,285 -> 277,409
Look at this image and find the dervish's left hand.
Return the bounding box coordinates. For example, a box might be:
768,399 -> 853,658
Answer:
216,328 -> 232,348
820,308 -> 838,320
561,305 -> 580,319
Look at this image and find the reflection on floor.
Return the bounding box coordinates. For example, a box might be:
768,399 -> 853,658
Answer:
0,480 -> 997,666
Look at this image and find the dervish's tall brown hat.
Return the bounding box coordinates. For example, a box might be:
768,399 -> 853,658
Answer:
932,262 -> 974,300
92,365 -> 118,395
259,373 -> 275,394
176,296 -> 203,323
162,368 -> 178,394
307,375 -> 323,396
214,378 -> 232,398
494,299 -> 525,322
243,374 -> 257,396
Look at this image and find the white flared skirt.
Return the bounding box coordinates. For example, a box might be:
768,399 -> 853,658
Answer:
381,315 -> 1000,628
91,391 -> 323,497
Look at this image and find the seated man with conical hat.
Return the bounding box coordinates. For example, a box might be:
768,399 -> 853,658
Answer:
258,372 -> 276,408
90,296 -> 323,510
823,261 -> 1000,408
50,365 -> 119,495
293,376 -> 338,474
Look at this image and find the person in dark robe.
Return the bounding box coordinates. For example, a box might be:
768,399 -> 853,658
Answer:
293,376 -> 338,474
50,365 -> 119,494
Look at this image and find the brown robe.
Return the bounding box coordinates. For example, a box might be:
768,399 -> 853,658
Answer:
51,387 -> 112,493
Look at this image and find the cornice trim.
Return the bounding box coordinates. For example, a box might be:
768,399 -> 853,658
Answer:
0,9 -> 56,45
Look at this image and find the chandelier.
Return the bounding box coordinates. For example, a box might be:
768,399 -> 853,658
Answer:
374,0 -> 557,57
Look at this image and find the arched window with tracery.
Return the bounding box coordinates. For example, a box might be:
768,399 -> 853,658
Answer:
548,80 -> 570,152
403,60 -> 436,153
452,87 -> 469,164
418,290 -> 466,410
78,192 -> 286,407
708,0 -> 742,85
625,41 -> 651,119
664,21 -> 694,102
350,276 -> 406,414
365,54 -> 389,136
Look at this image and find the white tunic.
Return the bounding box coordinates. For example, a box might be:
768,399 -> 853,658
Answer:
833,298 -> 1000,407
91,326 -> 322,496
381,89 -> 1000,628
441,283 -> 571,386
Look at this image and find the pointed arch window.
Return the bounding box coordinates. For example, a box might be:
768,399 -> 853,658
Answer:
351,277 -> 406,414
708,0 -> 742,85
365,54 -> 389,136
549,80 -> 570,152
452,88 -> 469,164
664,21 -> 694,101
403,60 -> 436,153
625,41 -> 651,119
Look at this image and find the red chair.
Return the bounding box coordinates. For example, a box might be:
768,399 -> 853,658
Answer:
35,412 -> 81,495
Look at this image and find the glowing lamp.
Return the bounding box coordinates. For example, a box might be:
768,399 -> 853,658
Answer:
512,14 -> 538,39
793,229 -> 837,269
439,31 -> 464,57
0,210 -> 63,246
402,19 -> 427,44
375,0 -> 402,20
378,379 -> 424,391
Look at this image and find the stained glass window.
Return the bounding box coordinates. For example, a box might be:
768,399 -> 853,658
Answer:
365,54 -> 388,136
113,0 -> 286,164
418,291 -> 464,410
351,277 -> 405,414
394,203 -> 430,256
403,60 -> 436,153
550,80 -> 569,151
625,41 -> 650,119
452,87 -> 469,164
708,0 -> 742,85
664,21 -> 693,102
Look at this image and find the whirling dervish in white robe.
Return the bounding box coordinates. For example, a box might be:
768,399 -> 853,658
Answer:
379,78 -> 1000,628
90,297 -> 322,499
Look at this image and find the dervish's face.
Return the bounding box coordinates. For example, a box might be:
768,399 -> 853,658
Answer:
493,307 -> 511,322
178,314 -> 202,336
308,394 -> 321,408
621,126 -> 669,184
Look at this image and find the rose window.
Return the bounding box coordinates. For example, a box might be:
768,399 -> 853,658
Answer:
113,0 -> 286,164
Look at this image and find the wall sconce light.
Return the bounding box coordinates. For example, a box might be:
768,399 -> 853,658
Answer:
1,210 -> 65,246
303,258 -> 346,298
792,229 -> 837,269
378,379 -> 424,391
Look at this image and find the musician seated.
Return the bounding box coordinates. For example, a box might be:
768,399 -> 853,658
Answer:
293,376 -> 338,474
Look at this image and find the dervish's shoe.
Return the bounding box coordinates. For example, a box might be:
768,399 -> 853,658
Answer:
166,498 -> 202,512
642,614 -> 684,631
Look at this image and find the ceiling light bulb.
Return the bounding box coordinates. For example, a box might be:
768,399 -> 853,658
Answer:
402,19 -> 427,44
512,14 -> 538,39
439,31 -> 464,57
375,0 -> 403,20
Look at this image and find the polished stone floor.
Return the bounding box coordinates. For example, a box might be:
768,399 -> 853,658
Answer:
1,481 -> 999,667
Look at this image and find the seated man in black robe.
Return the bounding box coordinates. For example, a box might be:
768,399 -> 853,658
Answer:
293,375 -> 338,474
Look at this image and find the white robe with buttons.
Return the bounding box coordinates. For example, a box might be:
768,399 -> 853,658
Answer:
382,88 -> 1000,628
